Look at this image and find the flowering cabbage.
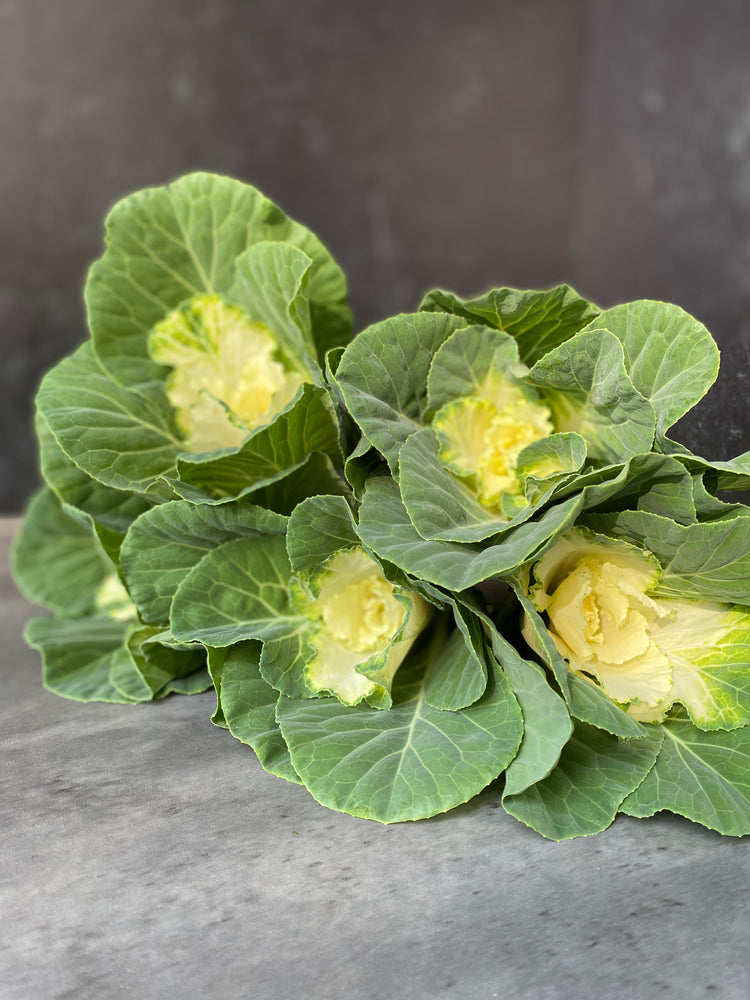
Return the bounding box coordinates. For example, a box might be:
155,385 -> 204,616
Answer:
167,496 -> 431,710
149,294 -> 310,452
526,527 -> 750,729
294,546 -> 430,705
335,311 -> 659,546
13,171 -> 750,840
35,173 -> 351,509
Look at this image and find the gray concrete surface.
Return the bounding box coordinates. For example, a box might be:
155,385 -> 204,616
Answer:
2,518 -> 749,1000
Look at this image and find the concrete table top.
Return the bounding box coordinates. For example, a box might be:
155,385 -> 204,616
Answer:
2,517 -> 749,1000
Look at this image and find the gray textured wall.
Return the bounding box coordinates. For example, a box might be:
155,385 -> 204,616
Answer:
2,0 -> 749,510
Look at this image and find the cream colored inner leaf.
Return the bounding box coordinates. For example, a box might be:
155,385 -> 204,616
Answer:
531,528 -> 750,727
433,385 -> 553,507
299,548 -> 428,706
149,294 -> 307,452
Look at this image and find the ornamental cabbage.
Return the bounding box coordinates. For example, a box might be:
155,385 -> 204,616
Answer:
526,527 -> 750,729
167,495 -> 432,710
431,379 -> 554,512
335,307 -> 660,548
149,294 -> 309,452
292,545 -> 431,705
14,170 -> 750,841
35,173 -> 351,504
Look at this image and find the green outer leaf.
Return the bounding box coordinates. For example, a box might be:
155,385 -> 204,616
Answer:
567,674 -> 649,739
85,172 -> 350,388
620,717 -> 750,835
91,525 -> 127,569
127,626 -> 207,697
167,450 -> 349,510
157,668 -> 212,696
286,495 -> 358,574
259,632 -> 316,700
175,385 -> 342,501
503,722 -> 663,841
420,284 -> 600,368
36,411 -> 152,539
324,343 -> 345,392
398,428 -> 521,543
25,616 -> 137,703
213,641 -> 300,783
276,626 -> 523,822
229,241 -> 319,375
336,312 -> 467,470
691,473 -> 750,520
581,300 -> 719,437
526,328 -> 656,464
549,455 -> 698,530
663,440 -> 750,492
425,324 -> 520,415
514,588 -> 570,699
343,437 -> 384,499
108,643 -> 154,702
488,628 -> 573,795
650,603 -> 750,732
243,451 -> 350,514
120,500 -> 287,624
11,488 -> 110,616
357,477 -> 582,592
517,433 -> 587,497
423,606 -> 488,711
37,342 -> 181,494
171,535 -> 307,646
607,456 -> 697,525
583,509 -> 750,604
207,646 -> 228,726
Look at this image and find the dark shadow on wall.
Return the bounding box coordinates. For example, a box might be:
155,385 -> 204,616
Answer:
1,0 -> 748,510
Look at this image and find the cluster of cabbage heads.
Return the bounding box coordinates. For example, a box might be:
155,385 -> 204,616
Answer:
14,173 -> 750,840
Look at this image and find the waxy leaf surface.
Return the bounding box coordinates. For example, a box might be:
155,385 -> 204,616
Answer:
212,641 -> 300,783
171,535 -> 306,647
581,300 -> 719,438
121,500 -> 286,623
420,284 -> 600,367
25,617 -> 136,703
336,312 -> 466,470
12,489 -> 110,617
503,722 -> 662,840
621,716 -> 750,836
37,343 -> 181,494
276,626 -> 523,822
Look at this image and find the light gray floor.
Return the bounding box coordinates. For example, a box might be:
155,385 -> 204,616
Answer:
2,519 -> 749,1000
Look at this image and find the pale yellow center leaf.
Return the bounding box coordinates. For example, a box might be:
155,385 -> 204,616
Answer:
533,530 -> 672,711
302,548 -> 429,705
149,294 -> 307,452
321,574 -> 406,653
433,388 -> 553,507
532,529 -> 750,728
